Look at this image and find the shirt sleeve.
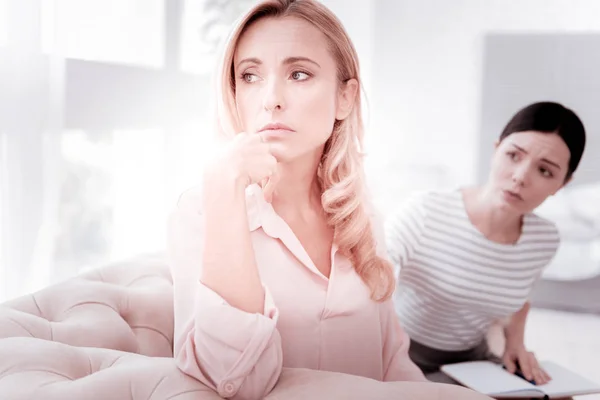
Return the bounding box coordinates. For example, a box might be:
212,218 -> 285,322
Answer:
379,299 -> 427,381
166,186 -> 283,400
384,193 -> 429,275
529,217 -> 562,289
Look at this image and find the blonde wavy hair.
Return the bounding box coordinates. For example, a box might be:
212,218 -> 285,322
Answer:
213,0 -> 394,302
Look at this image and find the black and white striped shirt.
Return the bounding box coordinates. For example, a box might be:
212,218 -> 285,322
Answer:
385,190 -> 560,351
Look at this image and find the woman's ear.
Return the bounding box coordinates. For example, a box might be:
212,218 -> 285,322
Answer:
335,78 -> 359,120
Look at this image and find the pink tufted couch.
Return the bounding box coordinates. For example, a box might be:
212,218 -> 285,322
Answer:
0,253 -> 491,400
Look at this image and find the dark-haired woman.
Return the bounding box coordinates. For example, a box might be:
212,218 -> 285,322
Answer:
385,101 -> 586,384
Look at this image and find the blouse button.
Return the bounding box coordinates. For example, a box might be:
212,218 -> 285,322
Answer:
223,382 -> 236,395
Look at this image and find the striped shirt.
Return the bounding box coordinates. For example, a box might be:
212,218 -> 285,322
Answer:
384,189 -> 560,351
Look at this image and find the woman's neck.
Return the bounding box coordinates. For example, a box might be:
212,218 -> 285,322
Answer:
270,151 -> 323,219
462,185 -> 524,244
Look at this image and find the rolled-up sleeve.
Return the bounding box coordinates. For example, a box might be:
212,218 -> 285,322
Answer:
167,187 -> 283,400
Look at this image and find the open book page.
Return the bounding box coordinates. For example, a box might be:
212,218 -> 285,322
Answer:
537,361 -> 600,398
441,361 -> 546,398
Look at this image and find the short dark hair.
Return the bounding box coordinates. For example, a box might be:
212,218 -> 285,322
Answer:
499,101 -> 586,181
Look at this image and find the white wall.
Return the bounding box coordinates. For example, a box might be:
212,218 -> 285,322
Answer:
371,0 -> 600,214
320,0 -> 375,124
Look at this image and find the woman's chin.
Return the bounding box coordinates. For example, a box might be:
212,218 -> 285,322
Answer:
494,194 -> 523,214
269,144 -> 307,163
267,142 -> 326,165
267,144 -> 290,162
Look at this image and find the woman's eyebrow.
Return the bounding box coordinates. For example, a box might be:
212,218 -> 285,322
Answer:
511,143 -> 561,169
283,56 -> 321,68
236,56 -> 321,69
237,57 -> 262,69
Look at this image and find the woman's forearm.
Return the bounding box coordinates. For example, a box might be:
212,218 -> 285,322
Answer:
504,301 -> 530,346
200,171 -> 265,314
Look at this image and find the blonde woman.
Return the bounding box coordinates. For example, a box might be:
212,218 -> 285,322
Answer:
167,1 -> 490,400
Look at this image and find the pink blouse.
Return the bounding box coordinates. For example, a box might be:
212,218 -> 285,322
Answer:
167,184 -> 425,400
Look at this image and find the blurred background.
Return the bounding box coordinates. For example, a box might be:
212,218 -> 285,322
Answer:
0,0 -> 599,388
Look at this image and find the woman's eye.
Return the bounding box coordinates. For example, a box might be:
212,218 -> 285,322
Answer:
540,167 -> 553,178
242,73 -> 258,83
291,71 -> 310,81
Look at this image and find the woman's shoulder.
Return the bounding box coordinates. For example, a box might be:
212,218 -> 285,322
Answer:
172,185 -> 204,214
523,212 -> 561,242
387,188 -> 461,220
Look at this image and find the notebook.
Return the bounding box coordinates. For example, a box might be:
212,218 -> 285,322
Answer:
440,360 -> 600,399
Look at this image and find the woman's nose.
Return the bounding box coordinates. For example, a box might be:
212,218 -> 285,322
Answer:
511,165 -> 529,187
262,79 -> 285,112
